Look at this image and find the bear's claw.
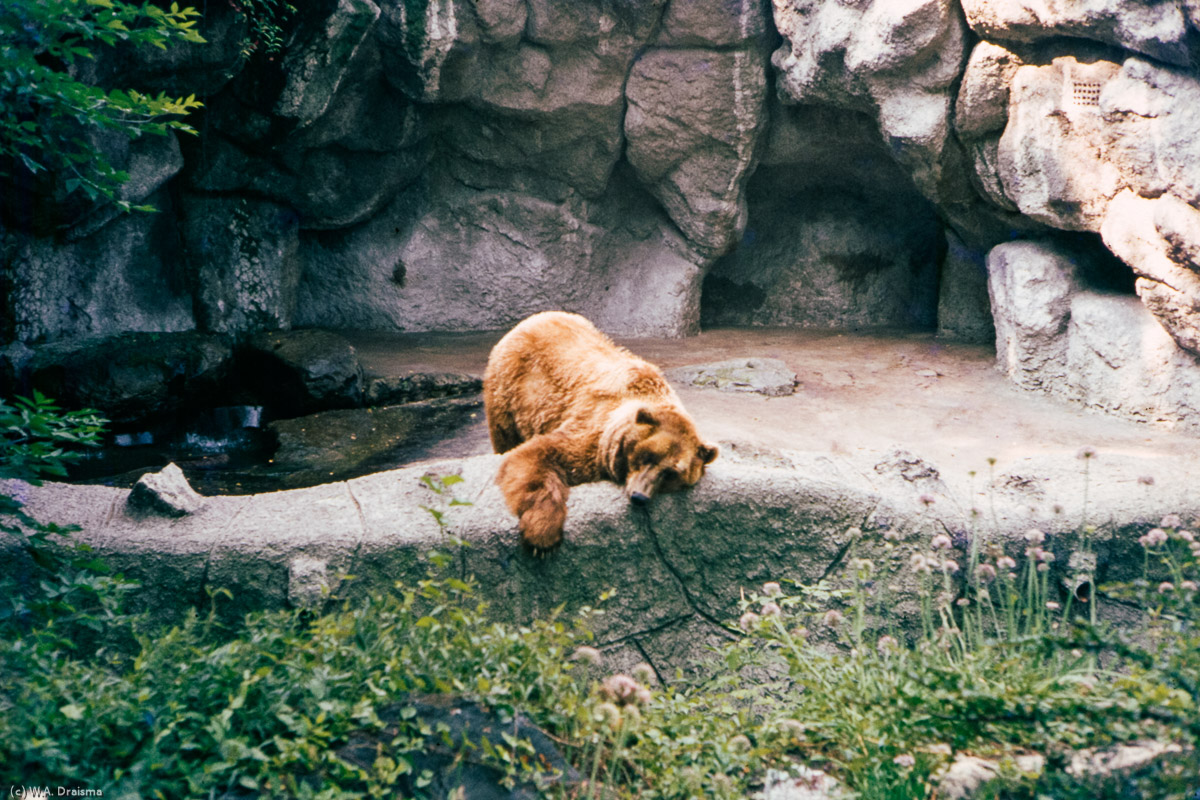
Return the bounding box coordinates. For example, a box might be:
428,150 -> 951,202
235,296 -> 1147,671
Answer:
519,518 -> 564,556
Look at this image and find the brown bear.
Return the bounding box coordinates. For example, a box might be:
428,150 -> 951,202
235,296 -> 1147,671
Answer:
484,311 -> 718,553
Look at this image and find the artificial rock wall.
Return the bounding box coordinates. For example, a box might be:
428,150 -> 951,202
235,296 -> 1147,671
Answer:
8,0 -> 1200,426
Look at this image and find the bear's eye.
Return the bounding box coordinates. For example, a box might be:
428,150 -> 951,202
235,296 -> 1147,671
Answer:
660,467 -> 678,482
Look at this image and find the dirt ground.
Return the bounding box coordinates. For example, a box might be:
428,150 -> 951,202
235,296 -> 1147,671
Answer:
345,326 -> 1199,481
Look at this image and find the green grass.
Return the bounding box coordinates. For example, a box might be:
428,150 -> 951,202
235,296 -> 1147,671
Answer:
2,527 -> 1198,799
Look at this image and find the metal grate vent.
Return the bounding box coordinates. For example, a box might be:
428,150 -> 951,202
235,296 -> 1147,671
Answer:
1072,81 -> 1102,107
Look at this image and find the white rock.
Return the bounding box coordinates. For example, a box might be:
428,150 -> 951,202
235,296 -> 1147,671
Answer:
1101,189 -> 1200,356
987,239 -> 1081,392
961,0 -> 1192,67
1066,291 -> 1200,430
127,463 -> 205,518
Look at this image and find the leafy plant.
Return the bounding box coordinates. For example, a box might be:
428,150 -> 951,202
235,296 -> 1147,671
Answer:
0,0 -> 205,218
231,0 -> 297,58
0,393 -> 125,650
0,391 -> 106,482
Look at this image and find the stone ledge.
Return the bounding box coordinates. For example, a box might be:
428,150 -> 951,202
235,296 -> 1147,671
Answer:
4,445 -> 1196,673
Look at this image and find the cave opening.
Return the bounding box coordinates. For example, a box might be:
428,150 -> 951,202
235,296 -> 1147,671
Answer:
700,103 -> 944,333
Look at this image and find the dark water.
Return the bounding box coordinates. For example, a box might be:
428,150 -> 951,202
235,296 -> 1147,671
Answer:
66,400 -> 491,496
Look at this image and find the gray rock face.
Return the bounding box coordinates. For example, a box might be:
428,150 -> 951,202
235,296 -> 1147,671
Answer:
938,230 -> 995,343
13,0 -> 1200,438
127,463 -> 206,517
293,173 -> 705,337
625,46 -> 769,258
118,3 -> 248,98
771,0 -> 968,205
274,0 -> 381,127
181,195 -> 301,336
3,187 -> 194,344
701,99 -> 945,330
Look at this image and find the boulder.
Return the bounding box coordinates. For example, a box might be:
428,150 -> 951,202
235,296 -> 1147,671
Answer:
24,331 -> 233,425
997,55 -> 1125,232
960,0 -> 1195,67
286,556 -> 332,609
1065,291 -> 1200,430
955,41 -> 1024,141
241,329 -> 364,416
988,236 -> 1200,431
759,767 -> 850,800
937,741 -> 1185,800
127,463 -> 206,517
666,359 -> 798,397
65,130 -> 186,241
954,41 -> 1028,215
989,53 -> 1200,230
1101,190 -> 1200,356
987,239 -> 1082,393
1,118 -> 186,240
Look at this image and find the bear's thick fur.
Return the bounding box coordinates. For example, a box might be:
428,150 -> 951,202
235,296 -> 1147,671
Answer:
484,311 -> 718,552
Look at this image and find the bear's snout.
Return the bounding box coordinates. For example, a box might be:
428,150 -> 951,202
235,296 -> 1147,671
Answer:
625,466 -> 662,504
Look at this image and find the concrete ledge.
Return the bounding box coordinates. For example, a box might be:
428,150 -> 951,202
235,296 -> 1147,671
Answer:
4,444 -> 1195,672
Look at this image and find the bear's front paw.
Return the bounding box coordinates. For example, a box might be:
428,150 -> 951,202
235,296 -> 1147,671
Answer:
519,501 -> 566,556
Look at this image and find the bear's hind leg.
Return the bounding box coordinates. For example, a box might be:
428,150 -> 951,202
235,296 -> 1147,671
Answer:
496,434 -> 572,553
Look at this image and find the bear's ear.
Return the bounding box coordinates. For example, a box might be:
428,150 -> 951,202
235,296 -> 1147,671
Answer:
635,407 -> 658,427
698,443 -> 719,464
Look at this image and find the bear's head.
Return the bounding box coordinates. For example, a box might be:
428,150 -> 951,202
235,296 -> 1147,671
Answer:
622,406 -> 718,505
